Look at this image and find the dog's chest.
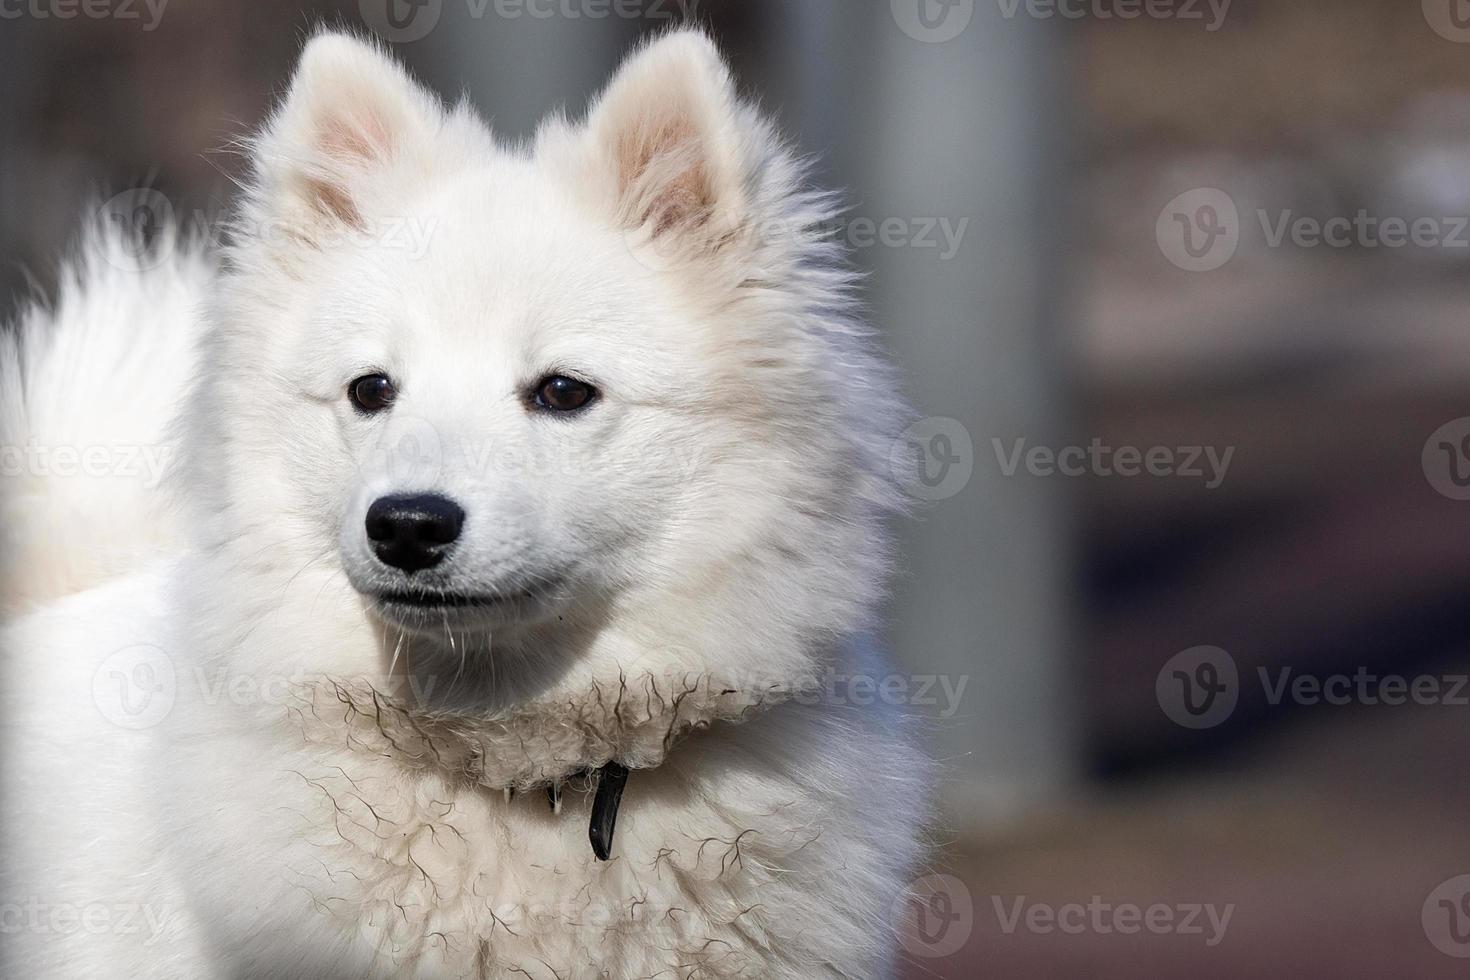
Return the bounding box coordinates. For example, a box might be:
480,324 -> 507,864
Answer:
288,757 -> 800,979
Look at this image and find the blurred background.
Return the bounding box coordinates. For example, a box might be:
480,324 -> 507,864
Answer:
6,0 -> 1470,976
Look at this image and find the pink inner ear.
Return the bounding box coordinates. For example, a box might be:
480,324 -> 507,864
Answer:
617,115 -> 713,235
304,108 -> 394,227
319,106 -> 393,164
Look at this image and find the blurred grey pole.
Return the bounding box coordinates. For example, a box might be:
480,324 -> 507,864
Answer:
769,2 -> 1080,824
873,4 -> 1078,823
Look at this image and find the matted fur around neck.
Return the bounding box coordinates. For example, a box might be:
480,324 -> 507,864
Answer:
292,669 -> 795,793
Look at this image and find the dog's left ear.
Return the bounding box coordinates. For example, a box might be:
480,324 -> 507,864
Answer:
566,30 -> 781,265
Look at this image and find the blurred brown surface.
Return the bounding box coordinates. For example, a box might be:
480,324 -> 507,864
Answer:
906,702 -> 1470,978
894,4 -> 1470,976
1085,0 -> 1470,147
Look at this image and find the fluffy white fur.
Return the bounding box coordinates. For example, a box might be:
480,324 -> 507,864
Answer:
0,31 -> 931,979
0,226 -> 213,618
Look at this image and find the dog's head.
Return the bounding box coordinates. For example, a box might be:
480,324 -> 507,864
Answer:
187,31 -> 905,708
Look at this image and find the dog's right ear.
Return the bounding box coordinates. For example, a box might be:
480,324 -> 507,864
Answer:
246,32 -> 447,245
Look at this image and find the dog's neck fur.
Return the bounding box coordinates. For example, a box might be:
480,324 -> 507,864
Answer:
291,668 -> 792,794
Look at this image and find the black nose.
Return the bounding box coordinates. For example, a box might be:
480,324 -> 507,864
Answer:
365,494 -> 465,573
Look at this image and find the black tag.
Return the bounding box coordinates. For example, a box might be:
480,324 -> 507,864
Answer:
588,762 -> 630,861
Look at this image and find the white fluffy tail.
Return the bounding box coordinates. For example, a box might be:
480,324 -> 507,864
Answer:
0,223 -> 213,619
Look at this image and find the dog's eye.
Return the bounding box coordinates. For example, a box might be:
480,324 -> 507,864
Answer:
349,374 -> 397,414
533,376 -> 597,413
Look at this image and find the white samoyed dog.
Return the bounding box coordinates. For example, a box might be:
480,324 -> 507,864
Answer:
0,29 -> 932,979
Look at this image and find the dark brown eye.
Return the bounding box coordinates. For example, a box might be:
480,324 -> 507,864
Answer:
349,374 -> 397,414
533,375 -> 597,413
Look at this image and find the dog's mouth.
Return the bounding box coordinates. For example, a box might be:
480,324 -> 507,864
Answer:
376,590 -> 533,610
367,580 -> 563,629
